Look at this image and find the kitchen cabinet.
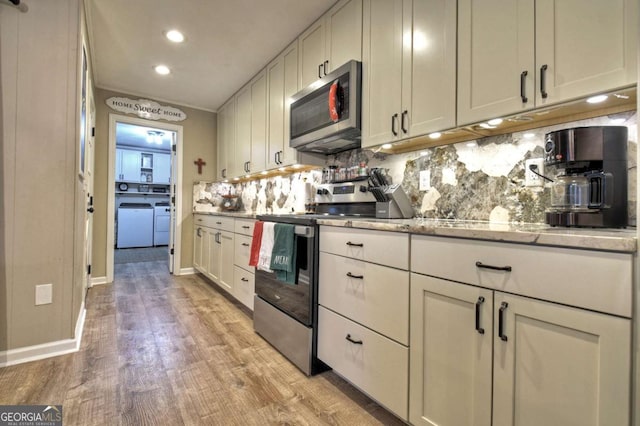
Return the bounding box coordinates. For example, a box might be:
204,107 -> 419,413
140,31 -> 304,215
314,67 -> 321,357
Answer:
361,0 -> 456,148
232,218 -> 256,310
409,235 -> 632,426
249,71 -> 267,173
298,0 -> 362,89
318,226 -> 410,420
193,225 -> 205,273
216,98 -> 235,180
457,0 -> 637,126
153,152 -> 171,184
193,215 -> 235,295
115,148 -> 141,182
235,83 -> 252,177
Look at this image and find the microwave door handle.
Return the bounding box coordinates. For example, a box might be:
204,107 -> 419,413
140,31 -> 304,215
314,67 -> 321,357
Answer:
329,80 -> 341,122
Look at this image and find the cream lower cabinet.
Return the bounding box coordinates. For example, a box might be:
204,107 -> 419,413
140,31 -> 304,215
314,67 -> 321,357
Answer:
193,225 -> 205,273
232,218 -> 256,310
410,235 -> 632,426
318,226 -> 410,420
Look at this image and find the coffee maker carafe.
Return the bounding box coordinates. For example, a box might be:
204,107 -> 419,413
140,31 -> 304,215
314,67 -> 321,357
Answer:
544,126 -> 627,228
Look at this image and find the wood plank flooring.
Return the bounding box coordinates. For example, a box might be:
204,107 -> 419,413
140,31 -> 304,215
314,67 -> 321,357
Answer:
0,261 -> 405,425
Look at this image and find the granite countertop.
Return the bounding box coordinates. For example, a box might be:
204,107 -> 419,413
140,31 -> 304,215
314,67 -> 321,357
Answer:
316,217 -> 638,253
192,211 -> 637,253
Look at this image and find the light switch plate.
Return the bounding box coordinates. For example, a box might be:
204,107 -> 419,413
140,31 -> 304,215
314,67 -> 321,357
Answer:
35,284 -> 52,305
419,170 -> 431,191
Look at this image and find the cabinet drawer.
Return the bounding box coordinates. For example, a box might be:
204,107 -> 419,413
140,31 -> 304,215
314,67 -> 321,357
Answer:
194,214 -> 234,231
235,218 -> 256,236
234,235 -> 253,270
411,235 -> 633,317
320,226 -> 409,269
318,306 -> 408,420
233,266 -> 255,310
319,252 -> 409,344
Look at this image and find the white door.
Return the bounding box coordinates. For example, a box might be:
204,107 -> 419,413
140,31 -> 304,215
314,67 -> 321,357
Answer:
493,293 -> 631,426
121,149 -> 141,181
83,73 -> 96,297
153,153 -> 171,184
168,133 -> 177,273
410,273 -> 493,426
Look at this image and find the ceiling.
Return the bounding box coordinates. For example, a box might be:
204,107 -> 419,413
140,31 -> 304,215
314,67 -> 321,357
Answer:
116,122 -> 174,151
85,0 -> 335,112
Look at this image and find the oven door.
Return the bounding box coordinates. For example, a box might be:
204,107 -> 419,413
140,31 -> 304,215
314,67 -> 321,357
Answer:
254,225 -> 316,326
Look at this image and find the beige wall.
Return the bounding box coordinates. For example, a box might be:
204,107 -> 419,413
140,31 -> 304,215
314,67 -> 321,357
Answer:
92,88 -> 217,278
0,0 -> 83,350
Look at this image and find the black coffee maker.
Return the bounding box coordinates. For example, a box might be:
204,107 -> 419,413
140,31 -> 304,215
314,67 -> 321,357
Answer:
544,126 -> 628,228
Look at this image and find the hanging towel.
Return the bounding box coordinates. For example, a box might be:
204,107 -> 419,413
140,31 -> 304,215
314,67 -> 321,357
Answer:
270,223 -> 297,285
248,221 -> 264,267
257,222 -> 275,272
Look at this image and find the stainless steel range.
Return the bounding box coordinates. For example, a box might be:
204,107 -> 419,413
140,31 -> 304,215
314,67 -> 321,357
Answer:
253,179 -> 380,375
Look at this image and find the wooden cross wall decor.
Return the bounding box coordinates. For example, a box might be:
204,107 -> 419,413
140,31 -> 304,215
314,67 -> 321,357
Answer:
194,158 -> 206,174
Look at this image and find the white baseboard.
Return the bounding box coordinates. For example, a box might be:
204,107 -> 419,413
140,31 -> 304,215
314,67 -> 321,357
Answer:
178,267 -> 195,275
91,276 -> 109,286
0,305 -> 86,368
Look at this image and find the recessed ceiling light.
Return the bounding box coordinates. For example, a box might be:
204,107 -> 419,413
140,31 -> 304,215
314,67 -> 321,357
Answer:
154,65 -> 171,75
165,30 -> 185,43
487,118 -> 503,126
428,132 -> 442,139
381,143 -> 393,149
586,94 -> 608,104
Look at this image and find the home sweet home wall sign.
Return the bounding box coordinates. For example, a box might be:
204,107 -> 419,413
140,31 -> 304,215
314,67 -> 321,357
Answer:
106,97 -> 187,122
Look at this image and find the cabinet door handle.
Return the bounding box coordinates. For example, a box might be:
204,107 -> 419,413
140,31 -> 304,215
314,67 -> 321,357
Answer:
540,64 -> 548,99
498,301 -> 509,341
391,113 -> 399,136
242,225 -> 251,229
475,261 -> 512,272
318,63 -> 324,79
346,241 -> 363,247
475,296 -> 485,335
196,228 -> 202,237
346,272 -> 364,279
222,168 -> 227,179
401,110 -> 408,134
520,71 -> 528,103
323,60 -> 329,75
241,243 -> 250,247
216,221 -> 222,225
345,334 -> 363,345
241,277 -> 249,282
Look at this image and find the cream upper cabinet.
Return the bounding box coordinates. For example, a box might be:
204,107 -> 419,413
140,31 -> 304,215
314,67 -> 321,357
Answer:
410,273 -> 493,426
458,0 -> 637,126
534,0 -> 637,107
362,0 -> 456,148
250,70 -> 267,172
235,83 -> 252,178
216,98 -> 235,181
298,0 -> 363,89
267,41 -> 299,169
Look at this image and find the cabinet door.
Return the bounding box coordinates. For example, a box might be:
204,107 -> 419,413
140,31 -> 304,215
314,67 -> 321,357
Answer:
217,99 -> 234,180
280,42 -> 300,167
250,70 -> 267,172
233,266 -> 255,310
235,84 -> 252,178
153,153 -> 171,184
361,0 -> 404,148
207,229 -> 221,282
457,0 -> 535,125
193,227 -> 204,273
404,0 -> 456,137
493,293 -> 631,426
121,149 -> 141,181
266,54 -> 285,170
218,230 -> 235,294
410,273 -> 492,426
298,19 -> 326,89
325,0 -> 362,73
535,0 -> 637,106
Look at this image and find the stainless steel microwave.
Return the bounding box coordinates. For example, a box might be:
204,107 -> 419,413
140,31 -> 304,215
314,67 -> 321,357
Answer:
289,60 -> 361,154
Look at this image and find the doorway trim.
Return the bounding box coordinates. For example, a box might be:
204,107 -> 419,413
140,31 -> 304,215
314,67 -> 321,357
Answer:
106,113 -> 184,283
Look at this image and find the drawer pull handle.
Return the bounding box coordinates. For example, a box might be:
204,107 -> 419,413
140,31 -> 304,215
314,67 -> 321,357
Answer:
345,334 -> 363,345
475,296 -> 485,335
346,272 -> 364,279
346,241 -> 363,247
216,221 -> 222,225
241,243 -> 250,247
242,225 -> 251,229
475,261 -> 512,272
498,302 -> 509,342
241,277 -> 249,282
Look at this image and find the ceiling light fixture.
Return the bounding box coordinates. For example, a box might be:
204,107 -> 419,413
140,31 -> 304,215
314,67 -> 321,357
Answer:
428,132 -> 441,139
523,133 -> 536,139
381,143 -> 393,149
146,130 -> 164,144
154,64 -> 171,75
586,94 -> 608,104
165,30 -> 185,43
487,118 -> 503,126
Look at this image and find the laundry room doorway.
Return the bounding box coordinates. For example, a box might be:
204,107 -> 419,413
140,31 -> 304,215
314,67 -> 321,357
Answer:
106,114 -> 183,281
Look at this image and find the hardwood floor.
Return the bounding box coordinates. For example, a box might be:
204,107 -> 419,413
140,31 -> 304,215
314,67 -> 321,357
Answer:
0,261 -> 404,425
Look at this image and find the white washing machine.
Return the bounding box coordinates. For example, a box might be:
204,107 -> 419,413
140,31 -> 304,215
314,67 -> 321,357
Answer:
154,202 -> 171,246
117,203 -> 154,248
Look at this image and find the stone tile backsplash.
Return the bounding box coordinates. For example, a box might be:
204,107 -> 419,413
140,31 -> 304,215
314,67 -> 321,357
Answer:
194,113 -> 637,225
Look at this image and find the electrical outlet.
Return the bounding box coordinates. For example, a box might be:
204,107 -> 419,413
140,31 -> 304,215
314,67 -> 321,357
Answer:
419,170 -> 431,191
525,158 -> 545,187
35,283 -> 52,305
